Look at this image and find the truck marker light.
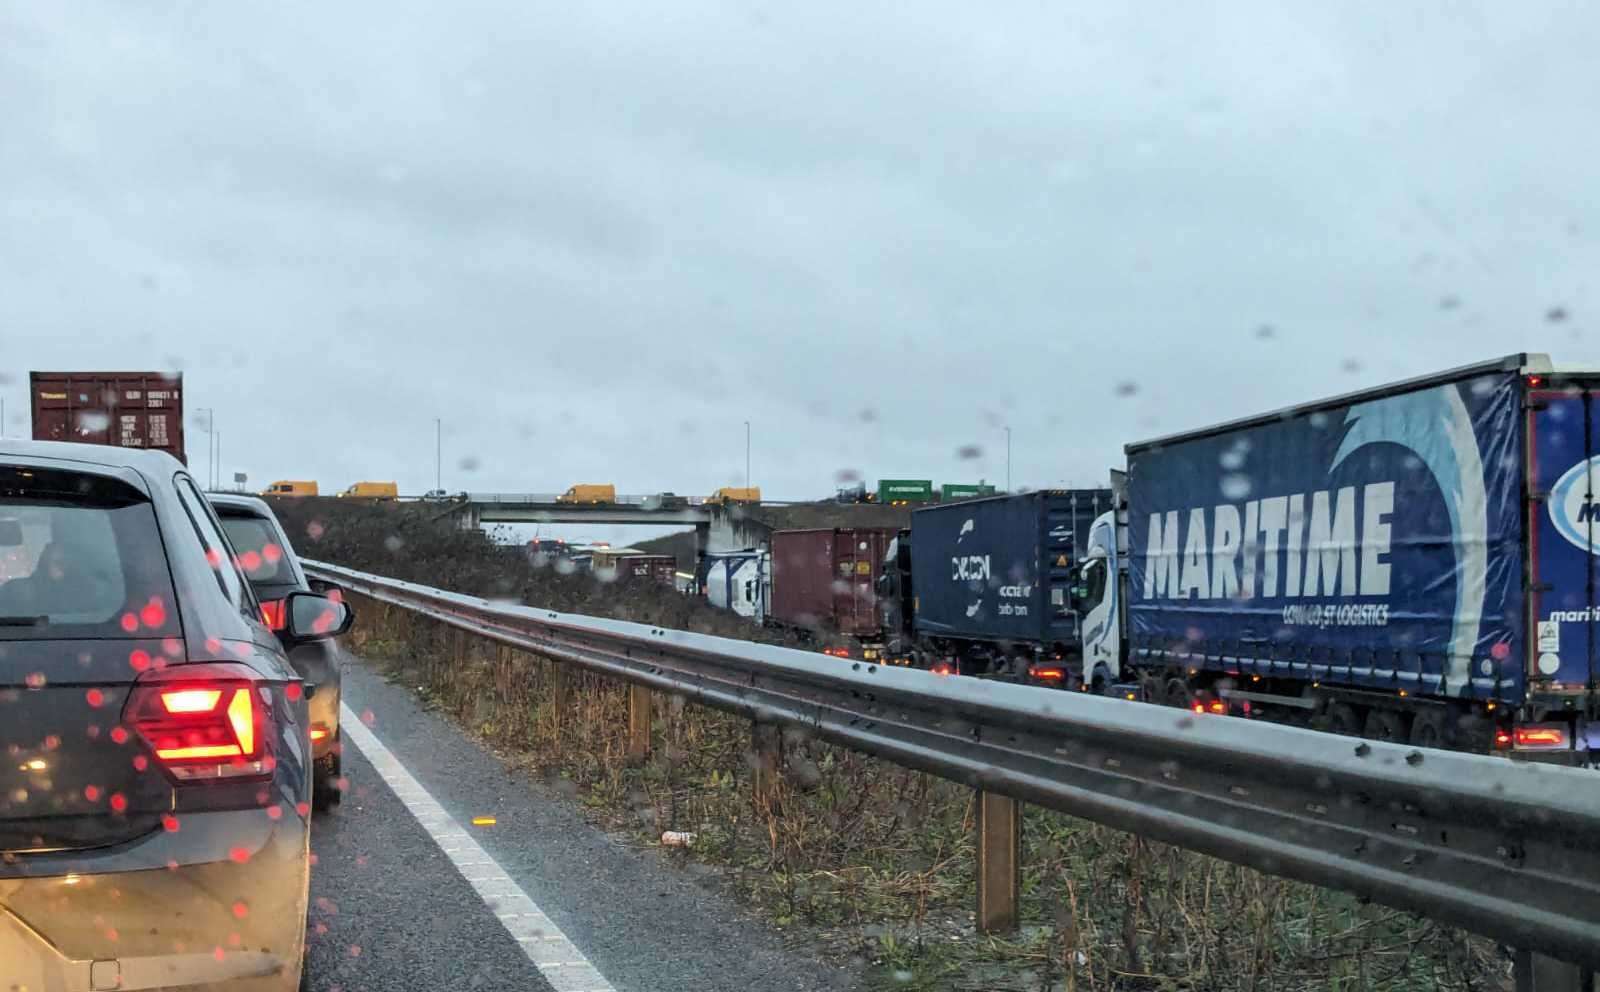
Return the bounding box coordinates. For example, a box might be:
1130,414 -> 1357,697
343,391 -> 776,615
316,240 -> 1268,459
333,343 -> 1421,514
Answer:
1208,700 -> 1227,714
1527,375 -> 1545,387
1494,729 -> 1512,749
1192,703 -> 1206,714
1514,726 -> 1566,747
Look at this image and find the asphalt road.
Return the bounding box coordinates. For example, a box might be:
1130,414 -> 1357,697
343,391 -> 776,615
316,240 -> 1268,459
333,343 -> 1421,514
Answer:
305,655 -> 857,992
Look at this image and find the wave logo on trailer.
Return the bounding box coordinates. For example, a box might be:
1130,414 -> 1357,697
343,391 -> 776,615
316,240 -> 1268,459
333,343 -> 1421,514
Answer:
1548,456 -> 1600,553
1334,385 -> 1486,692
957,519 -> 975,544
1141,384 -> 1487,693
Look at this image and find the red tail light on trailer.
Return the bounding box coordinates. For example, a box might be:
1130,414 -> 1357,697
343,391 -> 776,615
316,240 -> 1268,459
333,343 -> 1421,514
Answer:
123,663 -> 272,781
1513,725 -> 1568,748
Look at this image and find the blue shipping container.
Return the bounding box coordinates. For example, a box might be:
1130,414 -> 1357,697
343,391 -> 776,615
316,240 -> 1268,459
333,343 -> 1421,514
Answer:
912,490 -> 1112,647
1126,365 -> 1535,703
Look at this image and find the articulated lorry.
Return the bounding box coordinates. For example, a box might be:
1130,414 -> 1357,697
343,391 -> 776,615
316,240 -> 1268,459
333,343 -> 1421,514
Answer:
1072,353 -> 1595,763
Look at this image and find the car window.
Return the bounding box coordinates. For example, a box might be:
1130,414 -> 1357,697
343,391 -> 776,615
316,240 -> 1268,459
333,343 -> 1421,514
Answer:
0,465 -> 181,641
174,476 -> 257,618
218,513 -> 294,584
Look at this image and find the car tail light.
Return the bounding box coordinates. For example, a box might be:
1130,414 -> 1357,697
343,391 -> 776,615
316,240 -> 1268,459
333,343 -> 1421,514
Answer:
1494,728 -> 1513,749
1513,725 -> 1568,749
309,724 -> 330,742
123,663 -> 272,781
1208,700 -> 1227,714
258,599 -> 286,630
1029,665 -> 1065,681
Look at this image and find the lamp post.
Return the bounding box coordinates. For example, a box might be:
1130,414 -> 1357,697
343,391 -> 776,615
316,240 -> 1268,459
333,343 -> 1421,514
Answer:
744,420 -> 751,491
1004,426 -> 1012,492
435,418 -> 442,492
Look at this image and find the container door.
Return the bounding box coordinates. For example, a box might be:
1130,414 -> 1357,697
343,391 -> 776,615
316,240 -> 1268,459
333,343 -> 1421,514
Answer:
1530,387 -> 1599,694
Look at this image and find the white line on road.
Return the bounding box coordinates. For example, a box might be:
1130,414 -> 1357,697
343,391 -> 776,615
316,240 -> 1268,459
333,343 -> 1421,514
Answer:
339,703 -> 618,992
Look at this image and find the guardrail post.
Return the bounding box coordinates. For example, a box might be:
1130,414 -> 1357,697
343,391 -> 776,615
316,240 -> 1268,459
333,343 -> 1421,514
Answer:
1515,950 -> 1595,992
549,660 -> 568,732
975,789 -> 1020,934
627,684 -> 652,760
751,722 -> 780,805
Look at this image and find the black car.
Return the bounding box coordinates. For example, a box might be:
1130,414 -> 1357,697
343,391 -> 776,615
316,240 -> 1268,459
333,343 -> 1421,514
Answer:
209,493 -> 345,811
0,439 -> 350,991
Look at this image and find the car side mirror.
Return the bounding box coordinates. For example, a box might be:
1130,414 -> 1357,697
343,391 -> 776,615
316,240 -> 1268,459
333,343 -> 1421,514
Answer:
284,591 -> 354,641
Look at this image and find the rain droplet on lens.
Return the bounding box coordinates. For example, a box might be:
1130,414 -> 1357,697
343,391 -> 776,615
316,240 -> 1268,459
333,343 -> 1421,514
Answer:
1114,381 -> 1138,397
1439,294 -> 1461,310
458,455 -> 481,472
1547,306 -> 1569,323
383,535 -> 404,553
1254,323 -> 1275,339
858,408 -> 877,423
1220,474 -> 1252,500
1340,358 -> 1362,374
834,468 -> 861,483
955,445 -> 982,460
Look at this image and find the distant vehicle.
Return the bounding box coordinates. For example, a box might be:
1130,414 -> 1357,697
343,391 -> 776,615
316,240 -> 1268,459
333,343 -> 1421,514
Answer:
28,370 -> 185,463
557,483 -> 615,504
834,483 -> 873,504
338,480 -> 398,500
706,486 -> 761,505
705,550 -> 767,619
0,438 -> 351,990
210,492 -> 349,810
422,488 -> 450,501
877,479 -> 934,505
641,492 -> 687,510
265,480 -> 319,497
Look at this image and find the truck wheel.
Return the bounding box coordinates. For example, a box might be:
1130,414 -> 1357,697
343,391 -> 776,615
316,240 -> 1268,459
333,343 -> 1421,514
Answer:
1327,702 -> 1363,737
1363,708 -> 1409,742
1409,709 -> 1448,749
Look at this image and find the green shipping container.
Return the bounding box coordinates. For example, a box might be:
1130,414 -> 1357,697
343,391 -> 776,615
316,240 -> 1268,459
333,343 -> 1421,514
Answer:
877,479 -> 935,504
940,483 -> 997,501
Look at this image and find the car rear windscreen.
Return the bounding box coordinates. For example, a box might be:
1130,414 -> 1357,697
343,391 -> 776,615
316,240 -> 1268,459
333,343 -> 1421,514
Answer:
0,466 -> 180,640
218,514 -> 292,584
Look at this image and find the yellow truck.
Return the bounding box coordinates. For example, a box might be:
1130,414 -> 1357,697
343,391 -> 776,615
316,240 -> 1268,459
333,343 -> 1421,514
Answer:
557,484 -> 616,504
339,481 -> 399,500
264,481 -> 319,497
706,486 -> 761,505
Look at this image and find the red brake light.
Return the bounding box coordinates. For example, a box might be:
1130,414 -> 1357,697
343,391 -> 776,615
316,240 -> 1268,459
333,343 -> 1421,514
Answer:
1513,726 -> 1567,748
123,663 -> 271,781
1029,665 -> 1065,681
309,725 -> 329,742
259,599 -> 286,630
1527,374 -> 1545,388
1192,703 -> 1206,714
1208,700 -> 1227,714
1494,729 -> 1513,749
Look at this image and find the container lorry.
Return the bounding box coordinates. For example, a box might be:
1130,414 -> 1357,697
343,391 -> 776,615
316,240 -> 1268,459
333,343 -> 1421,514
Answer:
29,371 -> 185,462
706,486 -> 761,505
881,490 -> 1114,678
767,528 -> 896,655
339,481 -> 398,499
878,479 -> 934,505
940,483 -> 997,501
558,483 -> 615,504
1072,353 -> 1596,763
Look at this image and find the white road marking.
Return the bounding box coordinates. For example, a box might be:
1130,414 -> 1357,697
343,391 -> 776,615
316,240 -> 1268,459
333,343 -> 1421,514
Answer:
339,703 -> 619,992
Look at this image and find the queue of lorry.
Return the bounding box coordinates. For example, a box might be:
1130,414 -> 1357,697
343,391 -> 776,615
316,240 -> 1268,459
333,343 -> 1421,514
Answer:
703,355 -> 1597,766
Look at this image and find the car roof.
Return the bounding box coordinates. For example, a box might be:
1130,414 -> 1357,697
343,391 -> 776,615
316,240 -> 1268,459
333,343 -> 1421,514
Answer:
206,492 -> 277,517
0,438 -> 187,476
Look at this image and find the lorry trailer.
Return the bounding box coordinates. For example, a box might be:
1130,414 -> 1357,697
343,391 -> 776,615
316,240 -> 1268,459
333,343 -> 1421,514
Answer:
1076,353 -> 1595,763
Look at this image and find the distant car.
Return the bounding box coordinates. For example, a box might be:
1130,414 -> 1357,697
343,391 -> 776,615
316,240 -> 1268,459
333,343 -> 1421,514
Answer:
0,439 -> 351,991
263,479 -> 318,497
422,488 -> 449,501
209,492 -> 346,811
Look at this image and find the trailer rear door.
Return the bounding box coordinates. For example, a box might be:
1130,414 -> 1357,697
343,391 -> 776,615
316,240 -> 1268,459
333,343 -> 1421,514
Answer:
1529,385 -> 1600,698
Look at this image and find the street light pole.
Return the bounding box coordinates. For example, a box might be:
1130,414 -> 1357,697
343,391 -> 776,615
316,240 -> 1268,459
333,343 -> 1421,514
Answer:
744,420 -> 751,490
1005,426 -> 1012,492
198,408 -> 213,488
435,418 -> 442,492
215,432 -> 221,489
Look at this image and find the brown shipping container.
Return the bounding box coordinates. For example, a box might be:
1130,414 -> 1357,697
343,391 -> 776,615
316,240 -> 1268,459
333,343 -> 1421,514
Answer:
769,528 -> 895,637
29,372 -> 186,464
621,554 -> 677,585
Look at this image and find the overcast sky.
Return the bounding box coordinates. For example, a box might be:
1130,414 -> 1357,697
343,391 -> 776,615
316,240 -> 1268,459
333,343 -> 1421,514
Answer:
3,2 -> 1596,542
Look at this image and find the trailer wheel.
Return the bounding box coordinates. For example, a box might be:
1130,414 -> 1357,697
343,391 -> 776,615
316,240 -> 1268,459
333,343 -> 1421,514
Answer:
1409,709 -> 1448,749
1363,708 -> 1409,742
1327,702 -> 1363,737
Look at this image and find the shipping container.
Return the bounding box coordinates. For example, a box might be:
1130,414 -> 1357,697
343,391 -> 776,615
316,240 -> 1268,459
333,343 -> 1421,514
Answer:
705,550 -> 767,620
29,371 -> 185,463
769,528 -> 897,639
558,483 -> 615,504
940,483 -> 997,501
910,490 -> 1114,664
877,479 -> 934,505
